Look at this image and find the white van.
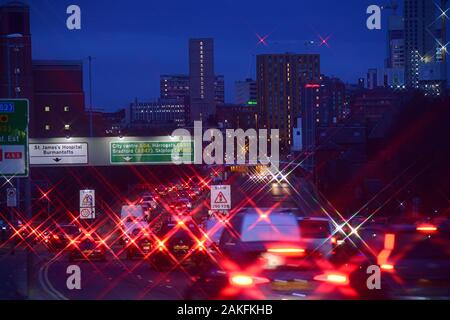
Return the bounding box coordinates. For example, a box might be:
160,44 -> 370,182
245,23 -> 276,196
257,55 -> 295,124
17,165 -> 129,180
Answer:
121,205 -> 149,243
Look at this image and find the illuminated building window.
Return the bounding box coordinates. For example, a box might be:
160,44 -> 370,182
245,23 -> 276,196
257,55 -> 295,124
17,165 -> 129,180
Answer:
64,124 -> 71,130
64,106 -> 70,112
45,106 -> 51,112
45,125 -> 51,131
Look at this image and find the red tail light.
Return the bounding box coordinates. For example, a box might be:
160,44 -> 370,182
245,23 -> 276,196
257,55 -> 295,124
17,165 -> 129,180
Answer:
267,247 -> 305,255
52,235 -> 60,240
157,241 -> 166,251
416,225 -> 438,233
314,273 -> 349,285
381,263 -> 395,271
331,237 -> 337,244
229,274 -> 270,287
197,241 -> 206,251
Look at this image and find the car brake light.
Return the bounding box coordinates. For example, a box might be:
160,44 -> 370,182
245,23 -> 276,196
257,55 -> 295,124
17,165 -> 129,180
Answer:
267,248 -> 305,255
416,225 -> 438,233
229,274 -> 270,287
314,273 -> 349,285
381,263 -> 395,271
197,241 -> 206,251
53,235 -> 60,240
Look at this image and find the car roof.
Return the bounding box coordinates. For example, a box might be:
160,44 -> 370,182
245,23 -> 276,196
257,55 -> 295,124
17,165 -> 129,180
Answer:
237,207 -> 301,215
297,217 -> 331,222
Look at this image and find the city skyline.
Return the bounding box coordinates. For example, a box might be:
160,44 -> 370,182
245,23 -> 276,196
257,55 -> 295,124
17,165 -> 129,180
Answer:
24,0 -> 400,111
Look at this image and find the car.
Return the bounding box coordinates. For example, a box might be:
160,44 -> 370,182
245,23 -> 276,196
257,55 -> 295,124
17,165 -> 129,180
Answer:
125,229 -> 153,260
185,208 -> 383,300
361,219 -> 450,299
69,232 -> 107,262
191,186 -> 202,196
151,219 -> 208,271
177,190 -> 195,201
14,221 -> 41,245
169,198 -> 192,215
155,186 -> 168,196
121,205 -> 149,244
140,193 -> 158,211
45,224 -> 81,252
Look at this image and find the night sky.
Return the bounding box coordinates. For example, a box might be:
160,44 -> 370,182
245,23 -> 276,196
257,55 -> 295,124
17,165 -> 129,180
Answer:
20,0 -> 398,110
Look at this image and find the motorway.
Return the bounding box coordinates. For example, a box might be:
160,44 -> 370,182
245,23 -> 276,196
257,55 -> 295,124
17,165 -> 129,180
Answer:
1,171 -> 449,300
1,171 -> 322,300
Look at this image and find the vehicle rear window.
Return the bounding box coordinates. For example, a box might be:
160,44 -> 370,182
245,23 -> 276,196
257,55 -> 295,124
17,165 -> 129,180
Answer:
298,220 -> 330,239
241,214 -> 300,242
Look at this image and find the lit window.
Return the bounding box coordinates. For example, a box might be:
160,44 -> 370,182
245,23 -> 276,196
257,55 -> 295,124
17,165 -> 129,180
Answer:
64,106 -> 70,112
64,124 -> 71,130
45,125 -> 51,131
45,106 -> 51,112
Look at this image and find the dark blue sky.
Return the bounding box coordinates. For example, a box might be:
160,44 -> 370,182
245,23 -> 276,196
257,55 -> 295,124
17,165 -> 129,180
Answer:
24,0 -> 396,110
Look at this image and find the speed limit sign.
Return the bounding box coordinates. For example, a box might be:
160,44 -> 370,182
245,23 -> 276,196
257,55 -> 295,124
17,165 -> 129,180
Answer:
80,208 -> 95,220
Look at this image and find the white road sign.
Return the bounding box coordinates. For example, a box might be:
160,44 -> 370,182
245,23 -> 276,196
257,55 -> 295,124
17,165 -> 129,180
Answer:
80,208 -> 95,220
7,188 -> 17,208
80,189 -> 95,220
211,185 -> 231,210
30,143 -> 88,165
80,189 -> 95,208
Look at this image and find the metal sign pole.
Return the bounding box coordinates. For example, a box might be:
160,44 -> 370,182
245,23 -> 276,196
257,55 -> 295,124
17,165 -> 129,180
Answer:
24,174 -> 32,299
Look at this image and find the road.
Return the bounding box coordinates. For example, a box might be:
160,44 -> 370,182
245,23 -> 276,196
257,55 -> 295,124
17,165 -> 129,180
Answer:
1,172 -> 449,300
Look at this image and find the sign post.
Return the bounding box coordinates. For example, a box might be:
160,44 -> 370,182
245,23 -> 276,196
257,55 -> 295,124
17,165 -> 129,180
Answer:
211,185 -> 231,211
80,189 -> 95,220
0,99 -> 29,177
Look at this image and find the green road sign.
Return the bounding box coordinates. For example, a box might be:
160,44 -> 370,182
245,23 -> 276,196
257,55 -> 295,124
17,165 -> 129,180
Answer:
110,141 -> 194,164
0,99 -> 29,177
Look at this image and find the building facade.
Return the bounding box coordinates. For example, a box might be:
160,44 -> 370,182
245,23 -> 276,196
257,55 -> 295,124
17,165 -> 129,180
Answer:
160,73 -> 224,110
235,78 -> 257,106
160,74 -> 190,100
386,15 -> 405,69
32,60 -> 87,138
216,104 -> 257,130
318,76 -> 347,127
127,98 -> 186,133
404,0 -> 447,89
257,53 -> 320,153
0,2 -> 33,100
189,38 -> 215,121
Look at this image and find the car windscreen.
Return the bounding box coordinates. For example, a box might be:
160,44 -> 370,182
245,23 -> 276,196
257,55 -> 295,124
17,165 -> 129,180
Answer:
298,220 -> 330,239
240,214 -> 300,242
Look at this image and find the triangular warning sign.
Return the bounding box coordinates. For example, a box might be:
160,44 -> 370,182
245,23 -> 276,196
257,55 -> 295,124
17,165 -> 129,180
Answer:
214,191 -> 228,204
